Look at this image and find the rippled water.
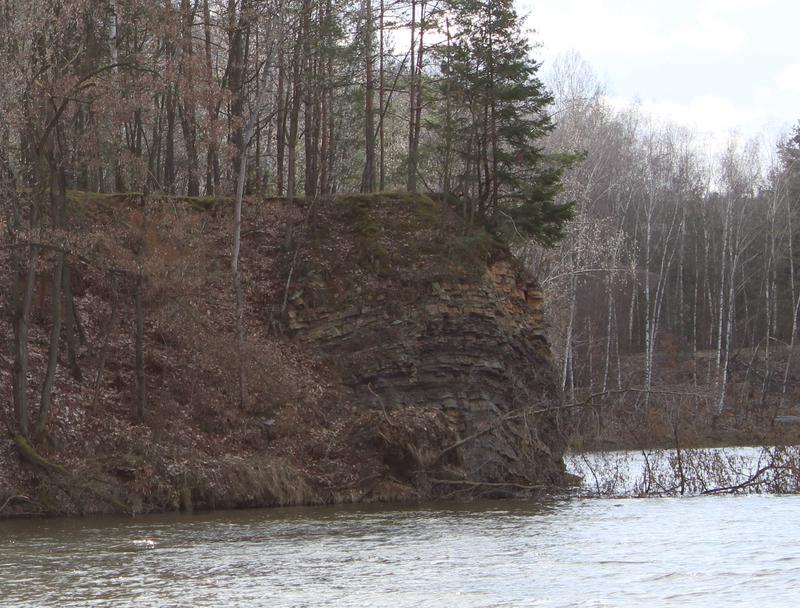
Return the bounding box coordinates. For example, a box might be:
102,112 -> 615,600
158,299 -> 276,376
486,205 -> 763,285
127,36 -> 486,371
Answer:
3,492 -> 800,607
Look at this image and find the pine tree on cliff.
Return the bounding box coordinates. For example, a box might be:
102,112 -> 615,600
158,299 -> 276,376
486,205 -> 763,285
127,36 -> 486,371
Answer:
436,0 -> 574,245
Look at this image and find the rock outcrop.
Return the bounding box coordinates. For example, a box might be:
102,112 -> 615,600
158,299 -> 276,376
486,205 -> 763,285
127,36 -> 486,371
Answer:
0,191 -> 566,517
283,193 -> 566,492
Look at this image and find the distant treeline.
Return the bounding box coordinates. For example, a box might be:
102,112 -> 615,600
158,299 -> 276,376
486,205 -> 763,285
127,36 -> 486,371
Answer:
530,53 -> 800,424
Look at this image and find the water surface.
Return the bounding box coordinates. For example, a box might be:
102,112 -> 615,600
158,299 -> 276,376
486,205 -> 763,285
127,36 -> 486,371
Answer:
2,493 -> 799,607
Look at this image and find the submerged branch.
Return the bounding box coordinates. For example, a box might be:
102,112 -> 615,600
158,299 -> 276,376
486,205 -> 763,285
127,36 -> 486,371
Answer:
698,465 -> 779,495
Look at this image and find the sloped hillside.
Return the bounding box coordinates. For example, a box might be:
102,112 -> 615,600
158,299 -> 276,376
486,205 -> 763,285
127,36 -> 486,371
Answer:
0,192 -> 567,517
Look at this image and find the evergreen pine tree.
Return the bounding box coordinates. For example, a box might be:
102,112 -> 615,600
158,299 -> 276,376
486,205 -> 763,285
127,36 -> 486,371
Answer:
437,0 -> 574,245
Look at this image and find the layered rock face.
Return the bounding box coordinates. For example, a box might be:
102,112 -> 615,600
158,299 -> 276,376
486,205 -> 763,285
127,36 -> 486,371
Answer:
0,192 -> 566,517
284,195 -> 566,490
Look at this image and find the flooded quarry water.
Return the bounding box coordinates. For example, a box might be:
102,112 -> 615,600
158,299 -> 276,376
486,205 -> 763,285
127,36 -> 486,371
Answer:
2,448 -> 800,607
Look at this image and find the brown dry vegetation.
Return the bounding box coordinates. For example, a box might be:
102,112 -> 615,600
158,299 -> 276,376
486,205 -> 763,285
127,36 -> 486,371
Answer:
1,191 -> 555,517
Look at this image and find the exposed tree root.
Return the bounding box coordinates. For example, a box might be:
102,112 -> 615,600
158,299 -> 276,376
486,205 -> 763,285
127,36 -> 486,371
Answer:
13,434 -> 131,515
14,435 -> 70,476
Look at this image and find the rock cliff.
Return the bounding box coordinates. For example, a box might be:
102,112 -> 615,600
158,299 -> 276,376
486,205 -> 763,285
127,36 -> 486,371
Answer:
0,192 -> 566,517
281,193 -> 566,494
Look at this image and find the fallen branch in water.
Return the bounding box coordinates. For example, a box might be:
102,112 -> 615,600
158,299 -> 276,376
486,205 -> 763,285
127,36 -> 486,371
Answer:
699,464 -> 778,495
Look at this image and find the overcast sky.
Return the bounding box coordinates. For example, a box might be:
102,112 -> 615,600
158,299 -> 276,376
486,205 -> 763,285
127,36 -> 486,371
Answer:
520,0 -> 800,154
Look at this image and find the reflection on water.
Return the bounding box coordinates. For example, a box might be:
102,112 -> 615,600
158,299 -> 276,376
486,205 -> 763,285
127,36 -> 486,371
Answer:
2,484 -> 800,606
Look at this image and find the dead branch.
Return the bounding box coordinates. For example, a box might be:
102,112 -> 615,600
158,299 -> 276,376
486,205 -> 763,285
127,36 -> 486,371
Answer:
699,464 -> 778,495
436,387 -> 709,463
0,494 -> 30,513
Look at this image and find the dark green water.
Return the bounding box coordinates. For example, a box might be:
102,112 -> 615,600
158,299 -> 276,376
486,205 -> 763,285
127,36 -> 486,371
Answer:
2,494 -> 799,607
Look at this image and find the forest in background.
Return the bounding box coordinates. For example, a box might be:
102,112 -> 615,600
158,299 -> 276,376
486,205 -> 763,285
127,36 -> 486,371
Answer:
535,53 -> 800,445
1,0 -> 800,451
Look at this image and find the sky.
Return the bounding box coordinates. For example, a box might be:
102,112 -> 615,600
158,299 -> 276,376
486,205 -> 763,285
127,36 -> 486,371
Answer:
520,0 -> 800,155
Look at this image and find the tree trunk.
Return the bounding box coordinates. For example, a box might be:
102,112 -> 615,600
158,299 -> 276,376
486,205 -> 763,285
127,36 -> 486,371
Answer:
378,0 -> 385,190
442,17 -> 453,196
179,0 -> 200,196
361,0 -> 376,193
203,0 -> 219,195
62,266 -> 81,381
230,12 -> 276,410
276,46 -> 286,196
91,272 -> 119,408
134,276 -> 147,422
228,0 -> 248,184
164,85 -> 176,194
12,248 -> 38,438
287,30 -> 302,202
302,0 -> 318,196
411,1 -> 426,193
36,254 -> 65,438
180,103 -> 201,196
406,0 -> 417,192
